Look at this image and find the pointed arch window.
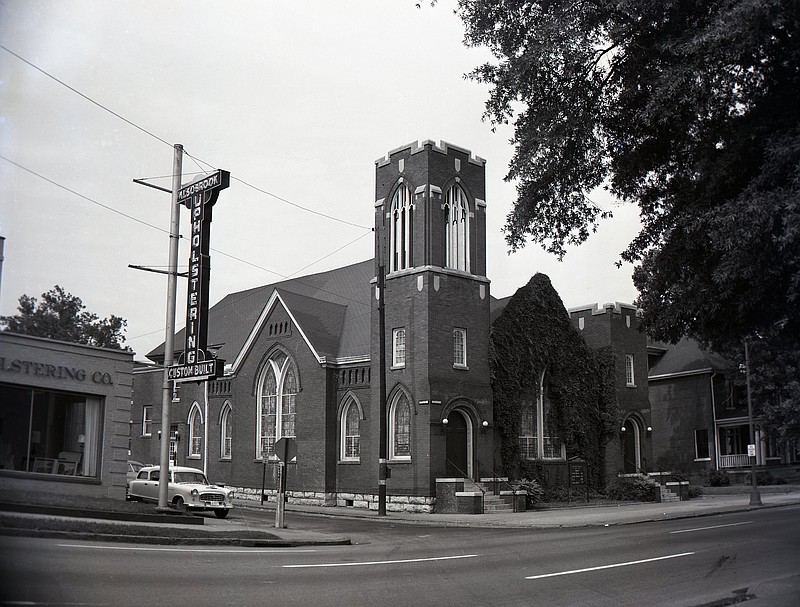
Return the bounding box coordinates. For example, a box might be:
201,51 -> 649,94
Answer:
444,185 -> 469,272
188,403 -> 203,459
340,396 -> 362,461
518,371 -> 565,460
220,401 -> 232,460
390,184 -> 413,272
257,351 -> 299,459
389,391 -> 412,460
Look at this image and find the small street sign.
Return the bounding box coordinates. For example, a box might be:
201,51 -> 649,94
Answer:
748,444 -> 757,457
274,437 -> 297,463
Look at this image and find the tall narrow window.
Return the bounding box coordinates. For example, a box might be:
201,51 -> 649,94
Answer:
625,354 -> 635,386
142,405 -> 153,437
390,184 -> 413,272
188,404 -> 202,458
694,428 -> 710,460
220,401 -> 232,459
340,397 -> 361,461
453,328 -> 467,368
393,328 -> 406,368
518,405 -> 536,460
444,185 -> 469,271
257,351 -> 299,459
390,392 -> 411,460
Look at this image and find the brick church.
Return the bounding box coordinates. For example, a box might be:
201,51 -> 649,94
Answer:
131,140 -> 652,512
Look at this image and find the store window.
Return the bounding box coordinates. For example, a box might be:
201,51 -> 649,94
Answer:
0,383 -> 103,478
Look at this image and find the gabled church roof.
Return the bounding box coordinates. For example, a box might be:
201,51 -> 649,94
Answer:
146,259 -> 374,366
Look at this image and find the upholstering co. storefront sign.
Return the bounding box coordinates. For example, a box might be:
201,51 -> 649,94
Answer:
169,169 -> 229,383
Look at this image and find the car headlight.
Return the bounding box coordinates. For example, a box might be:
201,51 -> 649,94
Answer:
191,489 -> 199,498
227,490 -> 234,500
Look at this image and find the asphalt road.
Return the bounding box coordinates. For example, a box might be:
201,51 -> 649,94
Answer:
1,505 -> 798,606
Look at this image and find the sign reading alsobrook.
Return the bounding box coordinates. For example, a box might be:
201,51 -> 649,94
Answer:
169,169 -> 230,383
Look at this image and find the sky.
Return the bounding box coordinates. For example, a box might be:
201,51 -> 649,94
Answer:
0,0 -> 642,361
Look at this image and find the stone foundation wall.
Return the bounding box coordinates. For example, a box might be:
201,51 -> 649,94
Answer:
231,486 -> 435,513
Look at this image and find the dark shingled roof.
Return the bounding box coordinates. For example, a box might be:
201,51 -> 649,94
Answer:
147,259 -> 374,365
648,338 -> 732,378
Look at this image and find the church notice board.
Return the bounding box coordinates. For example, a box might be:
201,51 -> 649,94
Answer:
568,458 -> 589,503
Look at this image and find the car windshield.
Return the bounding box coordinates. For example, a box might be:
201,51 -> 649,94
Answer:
173,471 -> 208,484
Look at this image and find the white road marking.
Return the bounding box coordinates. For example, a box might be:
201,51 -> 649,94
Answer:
525,552 -> 695,580
284,554 -> 478,568
57,543 -> 316,554
670,521 -> 753,534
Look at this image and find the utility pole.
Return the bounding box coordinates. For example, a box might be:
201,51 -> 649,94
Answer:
378,261 -> 387,516
157,144 -> 183,511
744,337 -> 763,507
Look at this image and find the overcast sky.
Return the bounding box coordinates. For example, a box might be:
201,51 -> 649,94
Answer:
0,0 -> 641,361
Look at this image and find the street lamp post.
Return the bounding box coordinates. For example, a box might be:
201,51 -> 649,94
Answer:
744,337 -> 763,507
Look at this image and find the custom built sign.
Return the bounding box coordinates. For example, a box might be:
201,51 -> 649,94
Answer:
169,169 -> 230,383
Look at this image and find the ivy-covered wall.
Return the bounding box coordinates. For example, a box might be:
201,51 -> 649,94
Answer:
490,274 -> 619,489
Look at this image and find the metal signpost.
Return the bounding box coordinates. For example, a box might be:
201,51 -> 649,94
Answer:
273,437 -> 296,529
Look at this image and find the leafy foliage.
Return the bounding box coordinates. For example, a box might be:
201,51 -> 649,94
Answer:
604,477 -> 657,502
512,477 -> 545,507
490,273 -> 619,489
452,0 -> 800,441
1,285 -> 128,349
703,468 -> 731,487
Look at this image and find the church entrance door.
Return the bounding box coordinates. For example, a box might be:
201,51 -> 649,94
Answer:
446,410 -> 470,478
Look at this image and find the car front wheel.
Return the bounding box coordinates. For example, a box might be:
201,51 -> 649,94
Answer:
214,509 -> 229,519
173,496 -> 187,512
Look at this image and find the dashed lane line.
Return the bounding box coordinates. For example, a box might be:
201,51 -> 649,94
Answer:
525,552 -> 695,580
283,554 -> 478,568
670,521 -> 753,534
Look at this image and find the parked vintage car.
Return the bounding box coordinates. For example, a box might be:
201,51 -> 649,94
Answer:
127,465 -> 234,518
126,461 -> 145,486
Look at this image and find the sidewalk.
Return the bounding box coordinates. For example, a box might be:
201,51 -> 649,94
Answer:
2,491 -> 798,546
237,490 -> 800,529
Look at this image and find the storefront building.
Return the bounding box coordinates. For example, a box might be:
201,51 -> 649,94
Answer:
0,332 -> 134,500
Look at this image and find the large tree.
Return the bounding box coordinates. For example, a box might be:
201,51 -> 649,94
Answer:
450,0 -> 800,439
1,285 -> 128,350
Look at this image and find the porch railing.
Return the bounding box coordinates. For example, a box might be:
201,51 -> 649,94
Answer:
719,454 -> 750,468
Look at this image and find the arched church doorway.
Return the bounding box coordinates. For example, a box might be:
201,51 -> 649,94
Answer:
445,410 -> 472,478
622,417 -> 642,473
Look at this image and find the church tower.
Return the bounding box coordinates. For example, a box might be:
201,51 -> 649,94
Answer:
371,140 -> 494,499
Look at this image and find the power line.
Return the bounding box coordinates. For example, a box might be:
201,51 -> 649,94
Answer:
0,44 -> 173,148
0,153 -> 169,234
1,44 -> 372,232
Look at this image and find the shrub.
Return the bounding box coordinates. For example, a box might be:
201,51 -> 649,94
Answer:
513,478 -> 545,507
605,477 -> 657,502
745,471 -> 787,486
704,469 -> 731,487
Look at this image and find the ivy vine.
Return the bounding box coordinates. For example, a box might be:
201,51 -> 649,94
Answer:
491,273 -> 619,489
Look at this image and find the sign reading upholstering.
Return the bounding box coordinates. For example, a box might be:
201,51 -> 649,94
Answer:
169,169 -> 230,383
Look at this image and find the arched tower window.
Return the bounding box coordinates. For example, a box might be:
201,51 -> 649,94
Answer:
256,351 -> 299,459
340,396 -> 362,461
188,402 -> 203,459
390,184 -> 413,272
389,391 -> 412,460
444,184 -> 469,272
